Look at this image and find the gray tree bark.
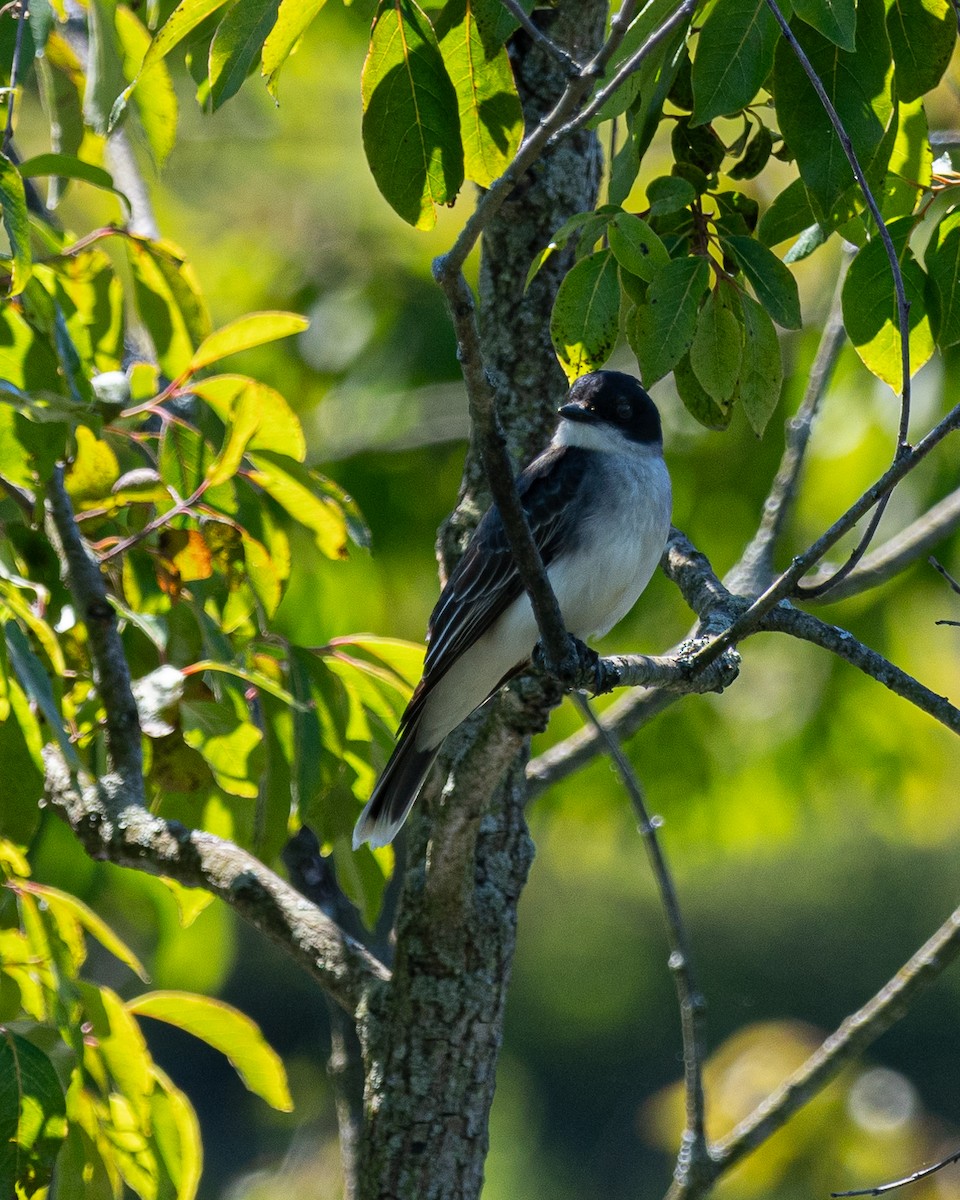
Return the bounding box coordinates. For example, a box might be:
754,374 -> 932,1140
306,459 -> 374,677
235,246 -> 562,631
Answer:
355,5 -> 606,1197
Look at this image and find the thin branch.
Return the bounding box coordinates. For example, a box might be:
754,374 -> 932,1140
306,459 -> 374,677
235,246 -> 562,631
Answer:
571,693 -> 710,1187
764,0 -> 910,449
766,0 -> 913,599
549,0 -> 697,142
46,466 -> 143,782
2,0 -> 26,153
802,487 -> 960,602
729,253 -> 850,596
931,555 -> 960,596
675,902 -> 960,1197
832,1148 -> 960,1197
44,468 -> 387,1016
43,750 -> 390,1016
499,0 -> 582,73
760,605 -> 960,735
684,403 -> 960,678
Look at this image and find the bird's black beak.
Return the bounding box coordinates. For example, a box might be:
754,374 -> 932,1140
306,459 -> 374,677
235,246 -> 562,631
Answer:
559,400 -> 598,423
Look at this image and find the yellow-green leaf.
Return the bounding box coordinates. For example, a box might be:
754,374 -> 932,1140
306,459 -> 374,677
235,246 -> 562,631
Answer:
16,881 -> 149,981
127,991 -> 293,1111
435,0 -> 523,188
193,375 -> 306,462
180,699 -> 264,797
261,0 -> 328,97
0,153 -> 31,297
209,0 -> 282,110
247,451 -> 350,558
550,249 -> 621,381
189,311 -> 308,374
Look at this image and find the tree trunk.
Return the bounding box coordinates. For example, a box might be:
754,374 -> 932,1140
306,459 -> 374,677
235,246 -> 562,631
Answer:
356,4 -> 605,1198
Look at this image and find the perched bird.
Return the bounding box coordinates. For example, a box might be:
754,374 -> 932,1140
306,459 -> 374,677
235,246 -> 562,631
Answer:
352,370 -> 672,849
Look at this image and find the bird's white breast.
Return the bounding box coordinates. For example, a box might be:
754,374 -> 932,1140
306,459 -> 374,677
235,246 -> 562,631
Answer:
415,439 -> 671,750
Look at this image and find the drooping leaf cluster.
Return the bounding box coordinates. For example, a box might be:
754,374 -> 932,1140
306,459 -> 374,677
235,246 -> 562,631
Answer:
0,838 -> 290,1199
0,213 -> 422,924
541,0 -> 958,431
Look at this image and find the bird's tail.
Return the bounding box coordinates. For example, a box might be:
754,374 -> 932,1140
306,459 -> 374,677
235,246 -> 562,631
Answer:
352,725 -> 439,850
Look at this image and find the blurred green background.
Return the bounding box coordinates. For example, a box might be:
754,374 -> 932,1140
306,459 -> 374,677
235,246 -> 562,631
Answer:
19,4 -> 960,1198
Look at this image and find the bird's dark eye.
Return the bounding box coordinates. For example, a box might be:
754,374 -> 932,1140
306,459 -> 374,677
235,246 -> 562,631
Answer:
617,401 -> 632,421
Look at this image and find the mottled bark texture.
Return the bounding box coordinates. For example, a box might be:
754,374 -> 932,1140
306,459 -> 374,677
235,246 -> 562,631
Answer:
356,5 -> 605,1198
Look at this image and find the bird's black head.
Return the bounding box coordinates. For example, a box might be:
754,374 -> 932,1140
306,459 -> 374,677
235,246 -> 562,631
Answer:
558,371 -> 662,445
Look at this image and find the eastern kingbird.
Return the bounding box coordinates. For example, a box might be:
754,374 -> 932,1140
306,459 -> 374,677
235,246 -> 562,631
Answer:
352,370 -> 672,849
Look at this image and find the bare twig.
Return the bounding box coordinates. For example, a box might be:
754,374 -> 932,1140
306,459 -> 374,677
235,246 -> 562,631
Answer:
761,604 -> 960,734
931,555 -> 960,596
684,403 -> 960,678
2,0 -> 26,153
571,693 -> 710,1187
499,0 -> 582,73
730,253 -> 850,596
766,0 -> 913,599
801,489 -> 960,602
46,466 -> 143,782
832,1148 -> 960,1197
43,750 -> 390,1016
550,0 -> 697,141
683,903 -> 960,1196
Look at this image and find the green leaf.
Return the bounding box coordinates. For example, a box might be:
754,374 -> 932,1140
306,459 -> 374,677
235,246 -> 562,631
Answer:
209,0 -> 282,110
141,0 -> 232,71
841,216 -> 934,389
84,0 -> 129,135
127,238 -> 211,377
628,255 -> 710,386
792,0 -> 856,49
0,153 -> 31,297
723,234 -> 802,329
247,451 -> 352,558
435,0 -> 523,189
690,288 -> 742,403
17,881 -> 149,981
0,1030 -> 66,1197
883,96 -> 931,218
4,621 -> 79,770
150,1066 -> 203,1200
128,991 -> 293,1111
261,0 -> 328,97
773,0 -> 895,224
193,375 -> 306,462
729,123 -> 773,180
180,698 -> 264,797
738,291 -> 784,435
0,677 -> 44,846
926,210 -> 960,348
64,426 -> 121,505
646,175 -> 696,216
185,659 -> 302,708
550,249 -> 622,381
757,177 -> 817,248
608,213 -> 670,282
115,5 -> 179,168
885,0 -> 956,102
674,351 -> 731,429
189,311 -> 308,373
690,0 -> 780,125
361,0 -> 464,230
79,983 -> 154,1121
18,154 -> 129,213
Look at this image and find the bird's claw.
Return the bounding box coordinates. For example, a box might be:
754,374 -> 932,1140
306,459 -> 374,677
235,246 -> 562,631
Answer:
532,636 -> 608,692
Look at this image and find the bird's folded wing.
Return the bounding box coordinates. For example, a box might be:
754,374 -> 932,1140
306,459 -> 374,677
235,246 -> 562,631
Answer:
421,445 -> 585,683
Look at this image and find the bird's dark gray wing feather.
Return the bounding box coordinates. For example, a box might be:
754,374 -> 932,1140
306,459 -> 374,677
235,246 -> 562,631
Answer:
419,445 -> 588,691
